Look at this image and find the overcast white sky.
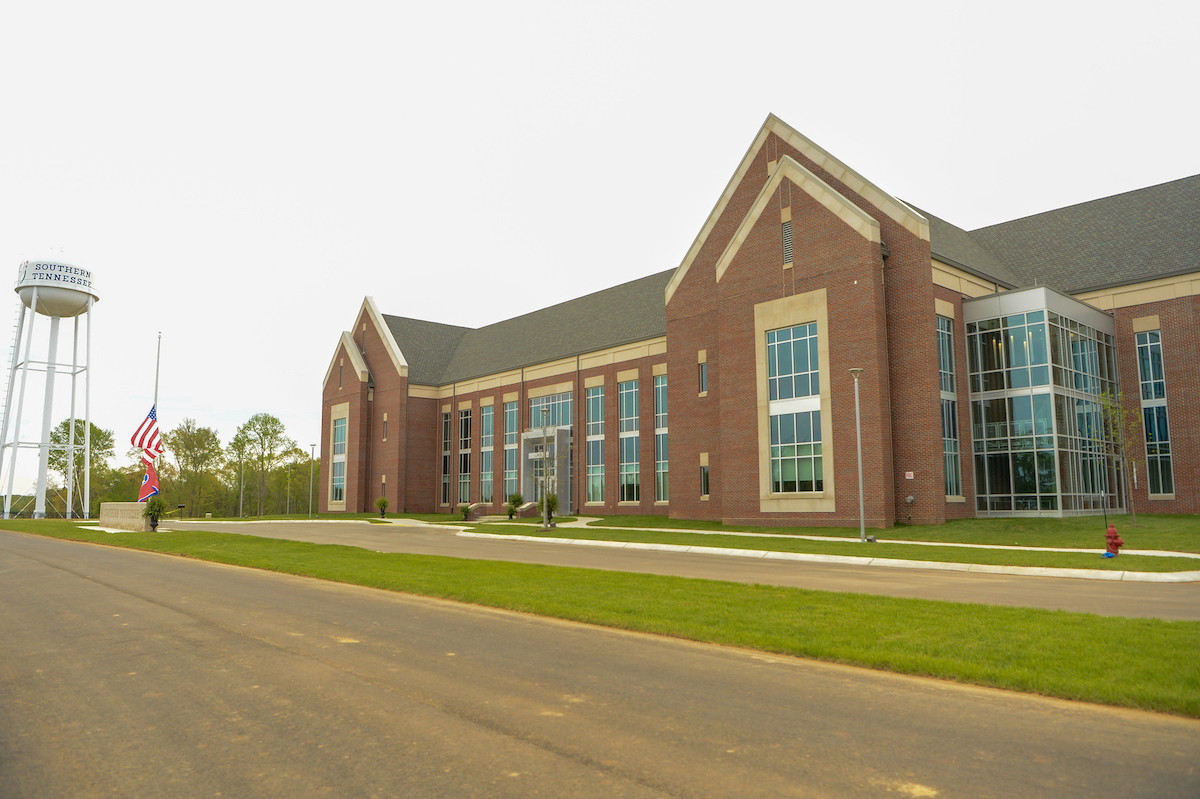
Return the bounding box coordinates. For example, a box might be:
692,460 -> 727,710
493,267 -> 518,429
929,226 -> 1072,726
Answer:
1,0 -> 1197,488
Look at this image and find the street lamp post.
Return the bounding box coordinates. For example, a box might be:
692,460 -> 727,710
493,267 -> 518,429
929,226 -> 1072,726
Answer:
309,443 -> 316,519
540,407 -> 550,530
238,452 -> 244,518
849,368 -> 866,543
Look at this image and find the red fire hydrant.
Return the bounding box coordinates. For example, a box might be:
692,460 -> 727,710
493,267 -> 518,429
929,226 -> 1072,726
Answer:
1104,523 -> 1124,558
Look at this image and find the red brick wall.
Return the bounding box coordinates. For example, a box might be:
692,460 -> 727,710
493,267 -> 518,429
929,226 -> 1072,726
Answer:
720,182 -> 895,527
666,310 -> 720,521
320,338 -> 369,513
766,134 -> 941,525
1112,295 -> 1199,514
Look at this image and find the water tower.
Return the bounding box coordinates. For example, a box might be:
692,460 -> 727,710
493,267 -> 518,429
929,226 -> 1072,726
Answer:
0,259 -> 99,518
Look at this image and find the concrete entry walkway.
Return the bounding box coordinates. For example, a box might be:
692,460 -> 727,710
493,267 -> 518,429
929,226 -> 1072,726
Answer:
469,517 -> 1200,583
160,519 -> 1200,621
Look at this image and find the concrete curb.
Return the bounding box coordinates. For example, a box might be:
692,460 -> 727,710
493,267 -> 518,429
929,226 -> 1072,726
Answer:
456,532 -> 1200,583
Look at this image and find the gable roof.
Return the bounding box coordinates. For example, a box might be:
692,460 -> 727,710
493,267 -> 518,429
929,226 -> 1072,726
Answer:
716,156 -> 881,284
322,331 -> 370,389
665,114 -> 927,305
369,126 -> 1197,390
384,268 -> 674,386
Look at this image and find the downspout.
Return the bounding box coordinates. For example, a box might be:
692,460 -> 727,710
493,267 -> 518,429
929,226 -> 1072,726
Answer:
402,380 -> 409,514
365,372 -> 374,513
877,240 -> 896,527
575,355 -> 581,514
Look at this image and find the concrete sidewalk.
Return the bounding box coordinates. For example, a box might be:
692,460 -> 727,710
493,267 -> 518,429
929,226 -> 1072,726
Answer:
464,517 -> 1200,583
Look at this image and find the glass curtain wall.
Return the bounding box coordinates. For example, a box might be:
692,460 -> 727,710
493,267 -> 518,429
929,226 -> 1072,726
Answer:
528,392 -> 573,507
966,304 -> 1121,516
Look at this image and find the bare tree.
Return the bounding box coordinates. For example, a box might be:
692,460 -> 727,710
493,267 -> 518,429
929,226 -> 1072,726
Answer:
1098,390 -> 1141,527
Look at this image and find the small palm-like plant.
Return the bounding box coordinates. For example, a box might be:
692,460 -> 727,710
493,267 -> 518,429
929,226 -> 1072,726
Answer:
141,496 -> 169,531
375,496 -> 389,518
506,493 -> 523,519
537,493 -> 558,523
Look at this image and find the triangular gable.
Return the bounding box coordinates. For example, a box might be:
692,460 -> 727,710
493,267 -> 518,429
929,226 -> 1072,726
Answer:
360,296 -> 409,379
715,155 -> 881,284
322,331 -> 371,389
666,114 -> 929,304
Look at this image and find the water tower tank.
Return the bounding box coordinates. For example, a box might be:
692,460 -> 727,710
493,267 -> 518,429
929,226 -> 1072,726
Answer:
15,259 -> 100,316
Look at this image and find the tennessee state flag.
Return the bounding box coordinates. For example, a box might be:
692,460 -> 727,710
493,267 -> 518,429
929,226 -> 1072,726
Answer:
138,459 -> 160,502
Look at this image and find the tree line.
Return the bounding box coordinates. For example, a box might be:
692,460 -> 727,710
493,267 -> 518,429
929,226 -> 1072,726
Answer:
28,412 -> 319,519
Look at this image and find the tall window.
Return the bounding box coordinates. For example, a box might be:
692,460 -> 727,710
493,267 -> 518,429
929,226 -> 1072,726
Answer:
529,392 -> 572,428
331,417 -> 346,502
480,405 -> 494,504
770,410 -> 821,492
698,361 -> 708,393
942,399 -> 961,497
938,316 -> 956,394
654,375 -> 668,502
618,380 -> 639,501
938,316 -> 962,497
768,322 -> 818,400
768,323 -> 822,493
503,401 -> 518,499
441,412 -> 451,505
586,386 -> 604,502
1137,331 -> 1174,495
458,409 -> 472,504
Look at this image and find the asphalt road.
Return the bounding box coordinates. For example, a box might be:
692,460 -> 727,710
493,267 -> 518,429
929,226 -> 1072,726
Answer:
1,530 -> 1198,798
167,519 -> 1200,621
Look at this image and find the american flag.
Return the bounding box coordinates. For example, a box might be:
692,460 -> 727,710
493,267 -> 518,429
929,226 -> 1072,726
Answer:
132,405 -> 164,463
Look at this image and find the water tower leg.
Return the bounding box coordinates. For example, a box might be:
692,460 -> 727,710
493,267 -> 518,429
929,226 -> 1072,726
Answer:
66,315 -> 79,519
84,296 -> 92,519
5,290 -> 39,519
0,303 -> 27,518
33,316 -> 60,519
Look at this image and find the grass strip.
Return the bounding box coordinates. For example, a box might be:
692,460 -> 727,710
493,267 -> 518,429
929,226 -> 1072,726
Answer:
470,524 -> 1199,572
7,520 -> 1198,717
586,514 -> 1200,553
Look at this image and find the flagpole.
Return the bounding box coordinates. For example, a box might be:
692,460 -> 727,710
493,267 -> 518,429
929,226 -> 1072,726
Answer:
146,332 -> 161,466
154,332 -> 161,411
137,334 -> 163,506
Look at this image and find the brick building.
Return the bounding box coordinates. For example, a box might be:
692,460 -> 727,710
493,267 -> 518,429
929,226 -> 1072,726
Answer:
320,115 -> 1199,526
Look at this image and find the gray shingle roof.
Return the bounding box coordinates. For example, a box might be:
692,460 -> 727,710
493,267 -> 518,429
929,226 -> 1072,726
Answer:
385,269 -> 673,386
383,317 -> 470,385
968,175 -> 1200,294
914,205 -> 1023,289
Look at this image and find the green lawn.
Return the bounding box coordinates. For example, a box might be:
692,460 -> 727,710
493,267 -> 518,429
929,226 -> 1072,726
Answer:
5,519 -> 1198,717
583,514 -> 1200,553
467,524 -> 1199,572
